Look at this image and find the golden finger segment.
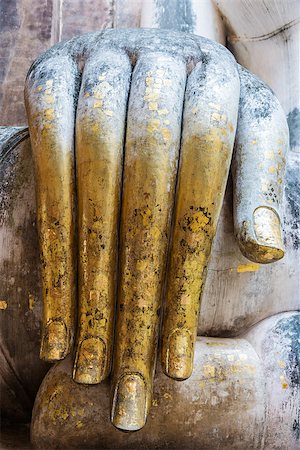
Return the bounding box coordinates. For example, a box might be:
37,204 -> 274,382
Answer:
73,51 -> 132,384
25,56 -> 78,362
111,54 -> 187,431
161,56 -> 240,380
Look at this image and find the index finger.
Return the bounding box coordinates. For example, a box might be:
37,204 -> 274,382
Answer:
161,46 -> 240,380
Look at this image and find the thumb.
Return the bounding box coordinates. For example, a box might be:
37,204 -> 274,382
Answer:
233,66 -> 289,264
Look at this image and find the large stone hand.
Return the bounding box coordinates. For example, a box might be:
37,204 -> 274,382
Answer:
24,29 -> 288,431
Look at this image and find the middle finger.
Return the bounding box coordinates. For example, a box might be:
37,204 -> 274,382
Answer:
111,52 -> 187,431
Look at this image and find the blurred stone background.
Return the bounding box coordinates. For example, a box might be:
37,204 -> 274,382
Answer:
0,0 -> 143,125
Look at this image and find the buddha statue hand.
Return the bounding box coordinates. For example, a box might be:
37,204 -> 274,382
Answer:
24,29 -> 288,431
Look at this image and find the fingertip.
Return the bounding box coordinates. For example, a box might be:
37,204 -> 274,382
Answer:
40,320 -> 69,362
162,329 -> 194,381
237,207 -> 285,264
73,337 -> 108,384
111,373 -> 148,431
253,207 -> 284,256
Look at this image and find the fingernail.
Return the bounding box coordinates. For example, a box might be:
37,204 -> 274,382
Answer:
164,329 -> 193,380
111,373 -> 147,431
253,207 -> 284,261
73,337 -> 106,384
40,320 -> 68,362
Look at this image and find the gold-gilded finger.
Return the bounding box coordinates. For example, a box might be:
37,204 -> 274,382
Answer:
73,52 -> 131,383
111,53 -> 187,430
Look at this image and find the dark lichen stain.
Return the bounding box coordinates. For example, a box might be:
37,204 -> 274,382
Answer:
272,315 -> 300,440
293,418 -> 300,440
273,315 -> 300,389
238,66 -> 276,122
284,164 -> 300,250
287,107 -> 300,150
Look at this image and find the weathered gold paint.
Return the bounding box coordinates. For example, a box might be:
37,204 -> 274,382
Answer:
112,55 -> 186,431
25,60 -> 77,362
280,375 -> 289,389
28,294 -> 35,311
238,206 -> 284,264
73,53 -> 131,384
161,111 -> 237,380
277,360 -> 286,368
237,263 -> 260,273
0,300 -> 8,310
235,105 -> 286,265
253,207 -> 283,256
